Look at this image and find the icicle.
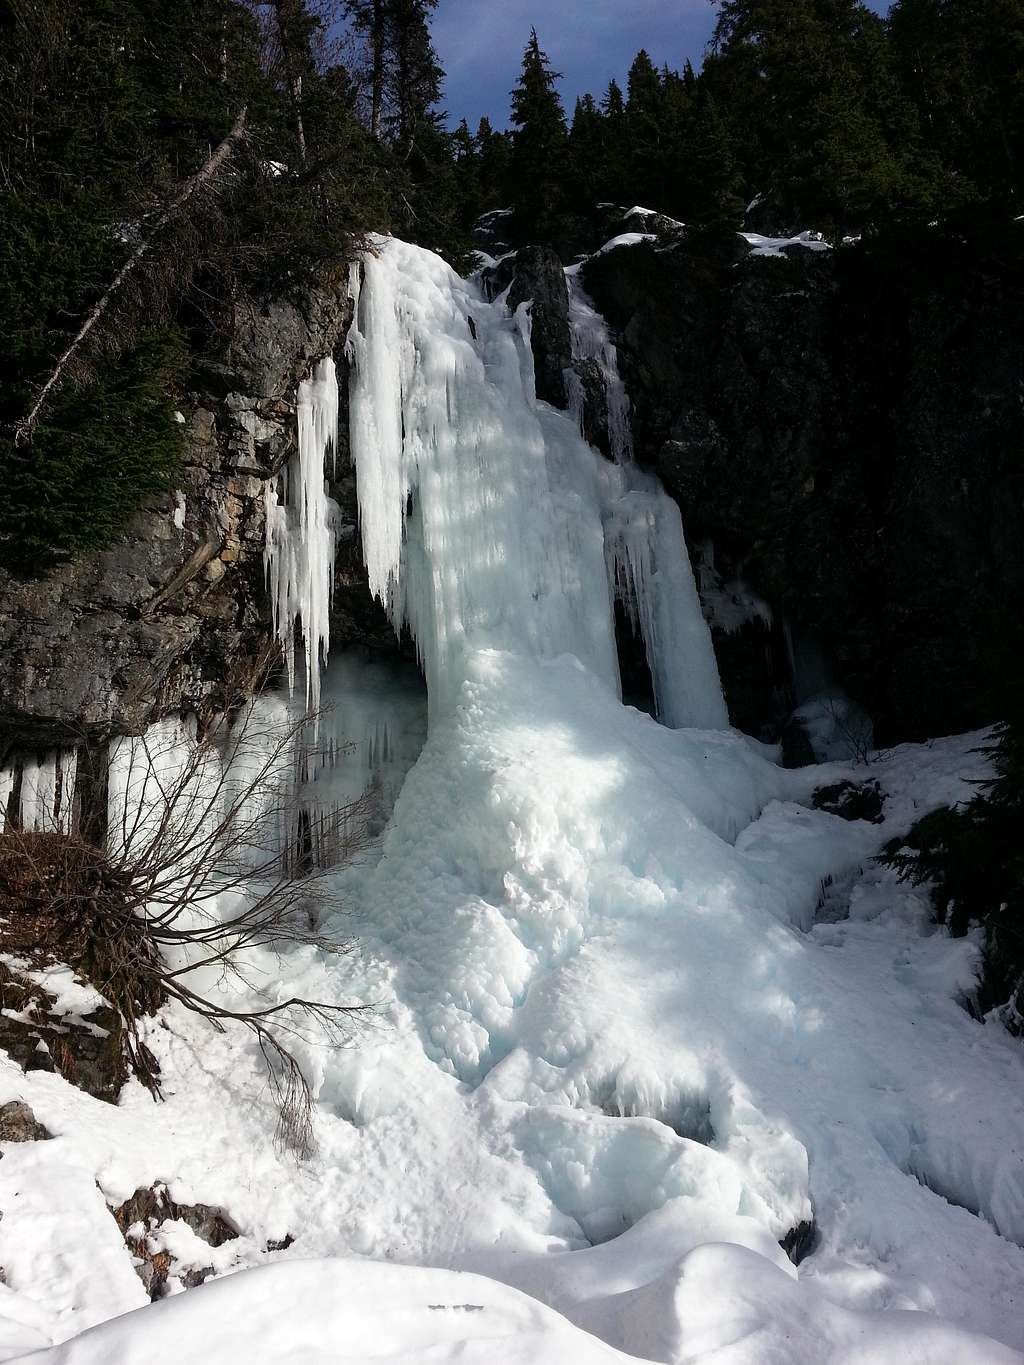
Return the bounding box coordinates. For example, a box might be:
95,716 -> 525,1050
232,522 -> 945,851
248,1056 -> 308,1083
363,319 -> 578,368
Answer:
19,751 -> 57,832
0,766 -> 14,832
602,481 -> 729,729
56,748 -> 78,833
264,357 -> 340,714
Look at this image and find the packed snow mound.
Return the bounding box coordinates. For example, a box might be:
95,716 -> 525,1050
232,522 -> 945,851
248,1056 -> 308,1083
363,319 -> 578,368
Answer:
9,1260 -> 629,1364
11,1253 -> 1021,1365
741,229 -> 831,257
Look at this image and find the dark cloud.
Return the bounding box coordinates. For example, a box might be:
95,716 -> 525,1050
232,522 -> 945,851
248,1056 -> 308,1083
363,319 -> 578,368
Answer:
433,0 -> 718,128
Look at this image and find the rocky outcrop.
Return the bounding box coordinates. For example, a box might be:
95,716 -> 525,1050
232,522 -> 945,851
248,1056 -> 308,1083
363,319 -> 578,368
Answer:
0,1101 -> 51,1143
112,1185 -> 239,1299
0,276 -> 406,793
481,246 -> 574,409
583,228 -> 1024,743
0,959 -> 131,1103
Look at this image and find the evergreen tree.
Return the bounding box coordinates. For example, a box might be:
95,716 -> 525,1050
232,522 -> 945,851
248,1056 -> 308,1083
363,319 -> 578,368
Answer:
600,79 -> 629,199
342,0 -> 470,260
508,29 -> 569,243
569,94 -> 608,210
686,88 -> 745,236
624,49 -> 665,207
0,0 -> 389,571
708,0 -> 915,237
657,64 -> 696,219
475,116 -> 513,208
888,0 -> 1024,217
602,78 -> 625,118
882,695 -> 1024,1028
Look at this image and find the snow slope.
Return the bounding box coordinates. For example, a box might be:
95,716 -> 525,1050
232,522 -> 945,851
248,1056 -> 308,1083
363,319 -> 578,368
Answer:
2,237 -> 1023,1363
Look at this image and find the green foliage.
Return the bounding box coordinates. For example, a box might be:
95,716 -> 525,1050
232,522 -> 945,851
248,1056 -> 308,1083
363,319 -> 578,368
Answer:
0,0 -> 396,574
0,331 -> 186,572
880,691 -> 1024,1027
888,0 -> 1024,217
508,30 -> 570,244
460,0 -> 1019,250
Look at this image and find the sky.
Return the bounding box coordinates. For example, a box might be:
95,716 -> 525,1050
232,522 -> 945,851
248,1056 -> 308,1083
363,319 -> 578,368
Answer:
432,0 -> 720,130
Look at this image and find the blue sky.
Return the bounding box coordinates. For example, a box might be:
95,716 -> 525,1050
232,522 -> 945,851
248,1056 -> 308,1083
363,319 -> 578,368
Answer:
433,0 -> 720,130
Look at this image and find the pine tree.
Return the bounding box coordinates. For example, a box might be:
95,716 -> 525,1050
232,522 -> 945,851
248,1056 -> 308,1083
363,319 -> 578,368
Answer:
686,88 -> 745,236
0,0 -> 389,571
475,116 -> 513,208
569,94 -> 608,210
708,0 -> 912,237
600,79 -> 629,199
888,0 -> 1024,217
508,29 -> 569,244
624,50 -> 664,208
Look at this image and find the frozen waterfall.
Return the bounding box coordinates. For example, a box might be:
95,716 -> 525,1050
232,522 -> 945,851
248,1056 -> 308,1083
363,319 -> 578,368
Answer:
346,236 -> 726,730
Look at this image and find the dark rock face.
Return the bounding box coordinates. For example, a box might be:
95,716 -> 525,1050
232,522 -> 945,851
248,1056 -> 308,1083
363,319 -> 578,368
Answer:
480,246 -> 616,459
0,281 -> 360,760
482,246 -> 574,409
0,272 -> 419,841
583,231 -> 1024,743
780,715 -> 819,769
0,960 -> 131,1103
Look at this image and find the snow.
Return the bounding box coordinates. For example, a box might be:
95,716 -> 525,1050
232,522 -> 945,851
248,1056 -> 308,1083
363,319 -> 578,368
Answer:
14,1260 -> 634,1364
591,230 -> 657,256
741,230 -> 831,258
1,237 -> 1022,1365
264,357 -> 340,713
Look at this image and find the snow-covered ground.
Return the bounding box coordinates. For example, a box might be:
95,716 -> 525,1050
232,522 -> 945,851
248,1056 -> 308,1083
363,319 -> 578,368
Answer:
2,237 -> 1022,1364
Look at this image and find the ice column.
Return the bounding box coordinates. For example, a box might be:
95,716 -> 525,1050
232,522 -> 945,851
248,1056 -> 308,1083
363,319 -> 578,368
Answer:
264,358 -> 340,713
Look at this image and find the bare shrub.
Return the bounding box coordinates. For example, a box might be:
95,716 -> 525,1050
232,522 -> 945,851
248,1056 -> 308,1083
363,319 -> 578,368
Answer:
1,694 -> 375,1156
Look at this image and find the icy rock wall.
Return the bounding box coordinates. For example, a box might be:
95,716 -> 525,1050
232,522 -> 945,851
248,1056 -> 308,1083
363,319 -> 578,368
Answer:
347,237 -> 726,730
564,270 -> 728,730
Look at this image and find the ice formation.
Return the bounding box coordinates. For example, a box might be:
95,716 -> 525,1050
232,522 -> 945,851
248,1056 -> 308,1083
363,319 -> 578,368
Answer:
0,748 -> 78,834
264,357 -> 340,713
347,236 -> 725,731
